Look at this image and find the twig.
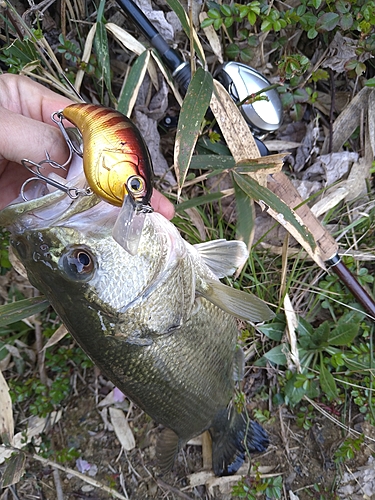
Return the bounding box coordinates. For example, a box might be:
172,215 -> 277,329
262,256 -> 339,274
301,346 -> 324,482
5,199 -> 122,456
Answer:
157,479 -> 194,500
52,469 -> 64,500
30,453 -> 129,500
329,68 -> 335,154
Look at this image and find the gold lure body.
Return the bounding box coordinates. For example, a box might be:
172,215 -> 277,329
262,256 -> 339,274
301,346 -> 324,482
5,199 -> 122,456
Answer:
62,103 -> 154,208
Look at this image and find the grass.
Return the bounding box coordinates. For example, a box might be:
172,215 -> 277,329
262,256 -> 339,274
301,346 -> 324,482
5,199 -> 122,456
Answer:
1,0 -> 375,498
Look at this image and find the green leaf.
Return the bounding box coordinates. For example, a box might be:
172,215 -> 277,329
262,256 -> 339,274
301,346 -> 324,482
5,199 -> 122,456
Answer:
166,0 -> 206,64
0,297 -> 50,328
297,316 -> 314,337
314,321 -> 330,345
233,173 -> 255,245
94,7 -> 115,103
307,27 -> 318,39
260,19 -> 273,31
258,321 -> 285,341
201,18 -> 214,28
213,18 -> 223,30
223,16 -> 234,28
248,10 -> 257,25
316,12 -> 340,32
365,77 -> 375,87
328,315 -> 361,345
220,4 -> 232,16
207,8 -> 221,19
174,68 -> 213,193
232,172 -> 317,252
175,191 -> 225,212
117,50 -> 149,116
225,43 -> 240,59
263,344 -> 287,366
319,359 -> 338,400
284,375 -> 307,405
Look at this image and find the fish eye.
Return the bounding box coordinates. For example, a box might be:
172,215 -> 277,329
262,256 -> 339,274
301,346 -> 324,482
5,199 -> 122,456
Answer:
127,175 -> 146,196
59,246 -> 96,281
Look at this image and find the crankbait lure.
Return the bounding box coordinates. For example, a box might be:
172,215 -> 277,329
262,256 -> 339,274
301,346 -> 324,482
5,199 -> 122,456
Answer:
54,104 -> 154,255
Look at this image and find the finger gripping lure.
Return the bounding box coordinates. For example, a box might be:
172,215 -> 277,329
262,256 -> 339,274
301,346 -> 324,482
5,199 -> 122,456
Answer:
62,103 -> 154,208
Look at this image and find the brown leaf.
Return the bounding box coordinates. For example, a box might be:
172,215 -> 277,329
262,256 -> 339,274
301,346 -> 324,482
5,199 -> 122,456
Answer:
0,370 -> 14,446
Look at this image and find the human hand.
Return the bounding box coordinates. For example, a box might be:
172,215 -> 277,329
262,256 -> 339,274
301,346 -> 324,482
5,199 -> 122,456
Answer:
0,74 -> 174,218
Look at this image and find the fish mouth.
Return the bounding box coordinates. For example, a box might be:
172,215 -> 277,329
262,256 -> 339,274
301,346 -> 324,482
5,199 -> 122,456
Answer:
0,156 -> 106,232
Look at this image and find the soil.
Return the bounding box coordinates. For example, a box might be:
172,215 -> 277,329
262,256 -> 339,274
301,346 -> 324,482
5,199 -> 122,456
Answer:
2,345 -> 375,500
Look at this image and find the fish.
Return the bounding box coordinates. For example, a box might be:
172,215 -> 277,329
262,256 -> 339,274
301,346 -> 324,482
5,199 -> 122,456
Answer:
0,161 -> 274,478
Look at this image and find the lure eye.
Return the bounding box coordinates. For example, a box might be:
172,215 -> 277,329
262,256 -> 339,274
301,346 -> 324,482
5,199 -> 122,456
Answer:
127,175 -> 146,197
60,246 -> 96,281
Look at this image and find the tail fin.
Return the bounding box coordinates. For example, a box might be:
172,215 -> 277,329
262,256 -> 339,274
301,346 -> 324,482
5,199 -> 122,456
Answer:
210,407 -> 269,476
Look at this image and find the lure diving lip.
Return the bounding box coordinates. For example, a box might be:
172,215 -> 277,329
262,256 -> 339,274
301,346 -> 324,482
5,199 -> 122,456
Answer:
56,103 -> 155,255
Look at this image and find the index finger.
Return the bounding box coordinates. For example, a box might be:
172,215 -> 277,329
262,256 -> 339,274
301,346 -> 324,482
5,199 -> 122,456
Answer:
0,74 -> 73,125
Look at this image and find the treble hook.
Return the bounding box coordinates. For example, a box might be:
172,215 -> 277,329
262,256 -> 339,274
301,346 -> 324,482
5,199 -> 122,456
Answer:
20,156 -> 92,202
51,111 -> 83,158
20,109 -> 94,202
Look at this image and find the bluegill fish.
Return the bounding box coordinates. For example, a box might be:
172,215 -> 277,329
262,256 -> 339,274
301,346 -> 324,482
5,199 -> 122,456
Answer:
1,163 -> 274,477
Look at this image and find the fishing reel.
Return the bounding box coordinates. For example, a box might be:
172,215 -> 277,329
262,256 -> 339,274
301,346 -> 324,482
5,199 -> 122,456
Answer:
115,0 -> 283,151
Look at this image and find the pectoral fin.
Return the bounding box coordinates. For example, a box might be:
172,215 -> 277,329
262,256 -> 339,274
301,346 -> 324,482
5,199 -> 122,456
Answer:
194,239 -> 248,278
200,280 -> 275,323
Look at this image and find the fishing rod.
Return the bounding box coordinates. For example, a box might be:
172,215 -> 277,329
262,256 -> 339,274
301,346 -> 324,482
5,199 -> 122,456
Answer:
115,0 -> 375,319
115,0 -> 283,141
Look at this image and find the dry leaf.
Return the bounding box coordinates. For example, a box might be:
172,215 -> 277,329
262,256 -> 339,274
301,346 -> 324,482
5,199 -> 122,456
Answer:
323,32 -> 372,73
368,91 -> 375,157
75,23 -> 96,92
284,294 -> 300,373
109,407 -> 135,451
199,12 -> 223,63
97,389 -> 129,408
289,492 -> 301,500
43,324 -> 68,350
210,80 -> 261,166
0,411 -> 62,463
265,139 -> 301,151
322,86 -> 374,154
106,22 -> 146,56
311,185 -> 349,217
0,370 -> 14,445
345,157 -> 372,202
